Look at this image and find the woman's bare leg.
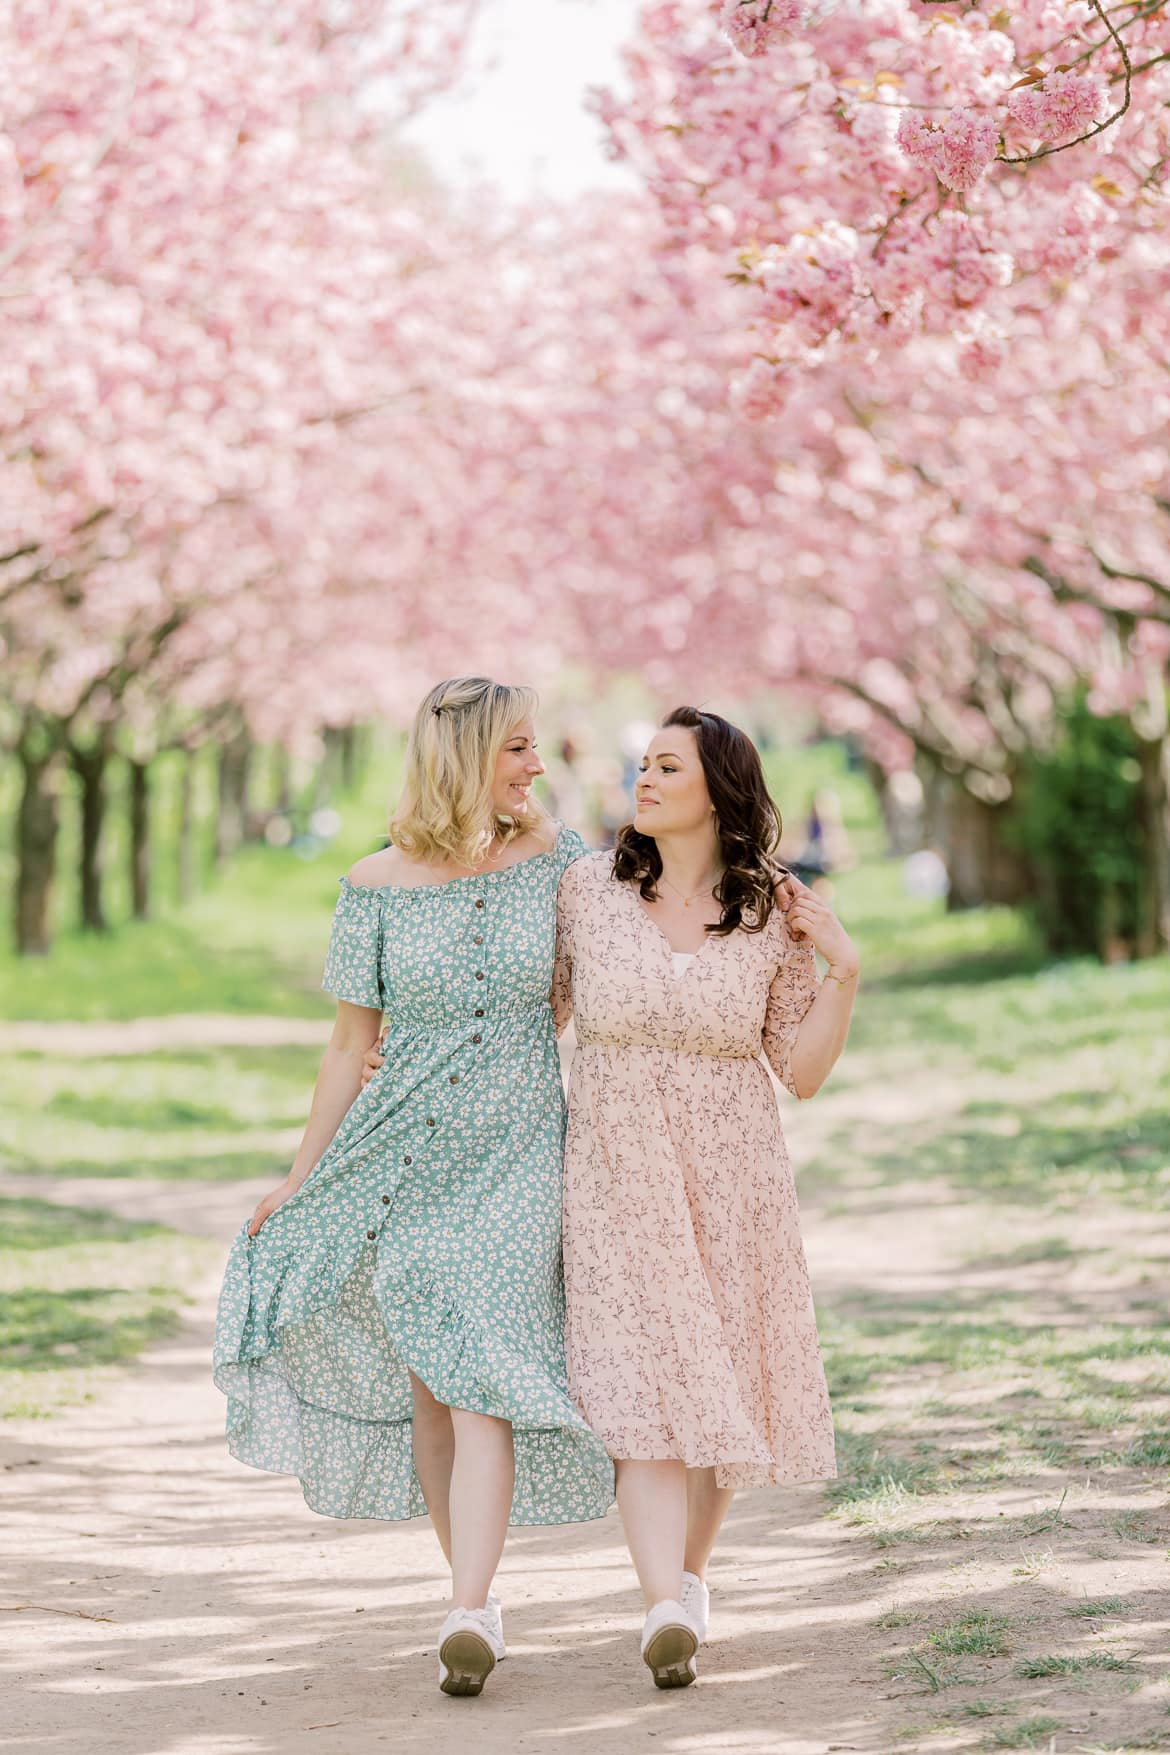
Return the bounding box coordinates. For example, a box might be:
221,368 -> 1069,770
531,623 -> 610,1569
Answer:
683,1466 -> 735,1578
448,1408 -> 514,1608
409,1371 -> 455,1562
615,1458 -> 688,1607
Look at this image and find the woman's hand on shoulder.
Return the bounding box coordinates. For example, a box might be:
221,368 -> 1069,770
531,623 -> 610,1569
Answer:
775,870 -> 859,975
528,815 -> 561,853
773,867 -> 801,911
361,1025 -> 389,1088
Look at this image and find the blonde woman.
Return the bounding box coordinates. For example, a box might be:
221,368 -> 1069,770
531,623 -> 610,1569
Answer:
213,677 -> 613,1700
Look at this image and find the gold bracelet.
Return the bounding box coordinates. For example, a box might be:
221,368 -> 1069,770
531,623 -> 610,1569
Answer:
824,966 -> 858,988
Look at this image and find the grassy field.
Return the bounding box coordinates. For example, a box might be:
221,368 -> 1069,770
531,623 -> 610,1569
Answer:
0,1194 -> 216,1419
2,739 -> 1168,1748
782,813 -> 1170,1750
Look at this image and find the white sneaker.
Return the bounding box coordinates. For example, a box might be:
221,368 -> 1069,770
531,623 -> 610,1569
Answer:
486,1589 -> 506,1659
437,1604 -> 504,1697
680,1571 -> 710,1643
640,1598 -> 699,1689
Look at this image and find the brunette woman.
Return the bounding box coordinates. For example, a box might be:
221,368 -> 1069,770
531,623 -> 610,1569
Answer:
552,707 -> 857,1687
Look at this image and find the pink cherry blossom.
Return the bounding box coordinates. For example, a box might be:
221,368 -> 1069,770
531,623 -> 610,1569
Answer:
721,0 -> 804,57
1008,70 -> 1110,147
897,108 -> 1001,192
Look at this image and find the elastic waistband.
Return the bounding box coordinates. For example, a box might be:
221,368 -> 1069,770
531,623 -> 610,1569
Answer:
382,1004 -> 552,1037
575,1038 -> 757,1062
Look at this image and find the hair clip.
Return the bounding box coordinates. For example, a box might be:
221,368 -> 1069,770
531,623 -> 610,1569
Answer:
432,704 -> 443,716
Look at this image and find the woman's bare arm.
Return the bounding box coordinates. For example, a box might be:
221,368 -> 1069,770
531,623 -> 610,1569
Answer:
249,1000 -> 384,1235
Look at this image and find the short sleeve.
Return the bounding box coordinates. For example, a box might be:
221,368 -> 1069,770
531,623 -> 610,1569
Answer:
555,823 -> 589,872
761,916 -> 819,1097
321,879 -> 384,1010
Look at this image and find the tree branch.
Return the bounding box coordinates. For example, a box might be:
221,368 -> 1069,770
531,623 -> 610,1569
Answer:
1000,0 -> 1133,166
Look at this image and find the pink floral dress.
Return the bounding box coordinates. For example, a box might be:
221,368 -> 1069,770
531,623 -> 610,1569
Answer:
553,852 -> 838,1489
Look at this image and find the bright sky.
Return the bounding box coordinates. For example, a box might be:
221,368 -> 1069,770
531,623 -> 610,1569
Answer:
401,0 -> 636,199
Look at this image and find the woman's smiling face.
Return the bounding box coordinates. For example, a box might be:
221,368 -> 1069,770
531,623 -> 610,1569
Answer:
633,727 -> 712,836
492,718 -> 545,818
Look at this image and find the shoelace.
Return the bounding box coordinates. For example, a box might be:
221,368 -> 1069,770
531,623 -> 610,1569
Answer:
452,1605 -> 497,1637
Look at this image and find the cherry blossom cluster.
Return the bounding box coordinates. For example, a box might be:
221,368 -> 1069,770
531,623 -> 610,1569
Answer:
894,110 -> 1000,193
602,0 -> 1168,400
1006,69 -> 1110,148
721,0 -> 804,57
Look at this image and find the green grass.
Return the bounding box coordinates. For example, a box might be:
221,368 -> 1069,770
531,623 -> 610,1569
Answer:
1123,1429 -> 1170,1466
805,853 -> 1170,1208
0,1196 -> 216,1418
887,1648 -> 972,1695
1110,1511 -> 1164,1543
824,1426 -> 945,1511
0,742 -> 403,1021
876,1607 -> 924,1629
953,1699 -> 1012,1720
1065,1599 -> 1131,1619
1014,1653 -> 1139,1678
985,1719 -> 1062,1750
929,1610 -> 1014,1658
0,1046 -> 322,1181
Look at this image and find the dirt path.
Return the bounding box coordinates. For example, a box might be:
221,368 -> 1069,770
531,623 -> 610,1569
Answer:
0,1016 -> 329,1056
1,1169 -> 870,1755
3,1060 -> 1167,1754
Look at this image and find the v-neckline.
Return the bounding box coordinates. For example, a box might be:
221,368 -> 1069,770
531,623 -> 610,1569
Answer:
624,879 -> 719,977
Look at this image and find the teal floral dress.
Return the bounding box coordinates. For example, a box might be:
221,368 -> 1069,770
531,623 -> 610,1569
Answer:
213,824 -> 614,1526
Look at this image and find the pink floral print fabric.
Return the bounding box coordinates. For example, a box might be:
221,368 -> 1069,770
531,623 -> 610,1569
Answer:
554,852 -> 838,1489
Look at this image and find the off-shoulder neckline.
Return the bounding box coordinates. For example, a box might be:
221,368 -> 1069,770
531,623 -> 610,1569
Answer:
339,822 -> 575,894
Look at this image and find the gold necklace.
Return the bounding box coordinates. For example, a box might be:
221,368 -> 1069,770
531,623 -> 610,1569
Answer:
659,872 -> 720,909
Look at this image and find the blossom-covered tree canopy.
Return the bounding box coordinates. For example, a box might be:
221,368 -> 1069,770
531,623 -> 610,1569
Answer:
1,0 -> 1167,942
602,0 -> 1168,391
579,0 -> 1169,785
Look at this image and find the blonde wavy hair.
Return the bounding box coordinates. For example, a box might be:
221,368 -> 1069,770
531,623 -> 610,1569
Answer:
389,676 -> 546,868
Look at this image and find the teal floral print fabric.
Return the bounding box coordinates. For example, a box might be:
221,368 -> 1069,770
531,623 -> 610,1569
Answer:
213,824 -> 615,1525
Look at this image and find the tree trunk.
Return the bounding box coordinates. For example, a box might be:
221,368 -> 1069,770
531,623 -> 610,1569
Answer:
339,723 -> 357,792
14,743 -> 62,955
214,731 -> 250,866
943,782 -> 1031,910
128,758 -> 151,920
1134,731 -> 1170,958
920,760 -> 950,852
177,748 -> 198,904
71,741 -> 110,932
237,734 -> 261,842
274,743 -> 293,814
315,725 -> 344,807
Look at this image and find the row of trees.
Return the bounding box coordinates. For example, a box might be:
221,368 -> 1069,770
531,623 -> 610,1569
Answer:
1,1 -> 522,950
2,0 -> 1167,958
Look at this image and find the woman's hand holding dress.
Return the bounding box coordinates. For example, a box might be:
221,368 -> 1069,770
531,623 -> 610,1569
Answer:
247,999 -> 384,1235
247,1174 -> 305,1237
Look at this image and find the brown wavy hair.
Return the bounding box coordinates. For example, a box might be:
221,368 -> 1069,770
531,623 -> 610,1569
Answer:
612,706 -> 788,937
